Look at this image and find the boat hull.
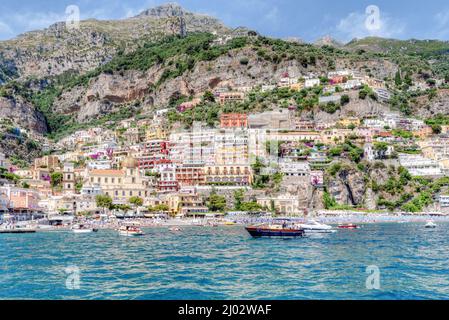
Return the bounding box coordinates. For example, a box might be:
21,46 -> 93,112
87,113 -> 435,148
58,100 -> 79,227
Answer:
338,225 -> 360,230
0,229 -> 36,234
72,229 -> 94,234
119,231 -> 144,237
245,227 -> 305,238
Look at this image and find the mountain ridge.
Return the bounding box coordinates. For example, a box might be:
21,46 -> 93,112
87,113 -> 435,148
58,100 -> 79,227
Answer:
1,4 -> 449,147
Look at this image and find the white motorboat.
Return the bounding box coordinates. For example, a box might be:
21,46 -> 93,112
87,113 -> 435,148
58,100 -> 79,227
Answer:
425,221 -> 437,229
118,226 -> 145,237
72,224 -> 98,234
296,220 -> 335,233
0,224 -> 36,234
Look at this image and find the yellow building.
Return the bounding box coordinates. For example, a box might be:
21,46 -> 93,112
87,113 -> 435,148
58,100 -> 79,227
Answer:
290,83 -> 304,91
84,157 -> 150,204
167,192 -> 207,215
320,129 -> 354,145
338,117 -> 361,128
146,126 -> 167,141
421,146 -> 436,160
413,127 -> 433,139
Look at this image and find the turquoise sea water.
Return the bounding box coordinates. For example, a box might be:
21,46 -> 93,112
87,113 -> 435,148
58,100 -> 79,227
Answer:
1,223 -> 449,300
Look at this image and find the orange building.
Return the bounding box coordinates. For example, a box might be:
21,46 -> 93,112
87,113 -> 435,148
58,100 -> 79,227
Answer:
176,165 -> 205,186
220,113 -> 248,129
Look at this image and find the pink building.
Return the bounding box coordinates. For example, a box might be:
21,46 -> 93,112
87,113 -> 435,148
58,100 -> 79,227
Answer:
0,186 -> 41,213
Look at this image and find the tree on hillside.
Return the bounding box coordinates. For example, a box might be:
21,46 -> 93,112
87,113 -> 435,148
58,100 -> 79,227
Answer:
203,90 -> 215,103
340,94 -> 350,106
50,172 -> 63,188
395,71 -> 402,86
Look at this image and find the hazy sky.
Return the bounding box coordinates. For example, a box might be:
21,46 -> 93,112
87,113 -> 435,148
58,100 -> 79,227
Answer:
1,0 -> 449,42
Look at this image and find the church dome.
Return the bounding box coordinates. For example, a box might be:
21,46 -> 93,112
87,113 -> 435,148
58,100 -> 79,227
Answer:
122,156 -> 138,169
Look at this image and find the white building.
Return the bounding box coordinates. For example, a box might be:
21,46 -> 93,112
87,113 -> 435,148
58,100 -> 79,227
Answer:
0,152 -> 10,169
374,88 -> 392,101
319,95 -> 341,105
364,143 -> 395,161
343,79 -> 362,90
214,129 -> 249,165
439,195 -> 449,208
87,160 -> 112,170
279,161 -> 310,177
363,119 -> 388,129
328,70 -> 352,78
169,127 -> 216,165
305,79 -> 321,88
399,154 -> 443,177
257,194 -> 303,215
261,85 -> 276,92
80,184 -> 103,196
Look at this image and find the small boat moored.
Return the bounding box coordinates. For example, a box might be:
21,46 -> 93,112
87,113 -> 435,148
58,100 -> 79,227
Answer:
425,221 -> 437,229
118,226 -> 145,237
71,224 -> 98,234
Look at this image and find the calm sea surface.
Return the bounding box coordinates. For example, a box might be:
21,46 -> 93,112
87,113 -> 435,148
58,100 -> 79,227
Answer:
1,223 -> 449,300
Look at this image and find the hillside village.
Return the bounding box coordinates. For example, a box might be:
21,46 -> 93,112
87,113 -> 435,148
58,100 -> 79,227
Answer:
2,62 -> 449,222
2,4 -> 449,222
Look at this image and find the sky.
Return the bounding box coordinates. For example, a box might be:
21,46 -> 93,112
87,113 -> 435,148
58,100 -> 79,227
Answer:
1,0 -> 449,43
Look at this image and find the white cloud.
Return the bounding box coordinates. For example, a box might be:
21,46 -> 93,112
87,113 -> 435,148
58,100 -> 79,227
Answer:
433,10 -> 449,38
9,11 -> 66,31
336,10 -> 405,42
0,21 -> 13,36
264,6 -> 280,27
435,11 -> 449,27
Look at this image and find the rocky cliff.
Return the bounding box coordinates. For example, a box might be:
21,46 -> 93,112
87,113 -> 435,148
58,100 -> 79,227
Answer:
0,96 -> 47,133
0,3 -> 233,81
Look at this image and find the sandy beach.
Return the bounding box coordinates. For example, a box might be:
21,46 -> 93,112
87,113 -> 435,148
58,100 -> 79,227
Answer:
31,213 -> 448,232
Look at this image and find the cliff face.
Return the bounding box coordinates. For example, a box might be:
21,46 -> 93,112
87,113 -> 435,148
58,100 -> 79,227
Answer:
53,46 -> 331,121
0,96 -> 48,134
327,165 -> 367,207
412,89 -> 449,118
0,4 -> 233,81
